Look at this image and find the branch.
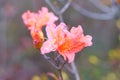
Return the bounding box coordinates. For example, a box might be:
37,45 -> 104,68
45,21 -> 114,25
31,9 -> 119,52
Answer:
89,0 -> 113,13
64,64 -> 74,73
45,0 -> 59,15
60,0 -> 72,14
59,69 -> 63,80
45,0 -> 72,22
59,14 -> 64,22
43,55 -> 59,69
71,2 -> 118,20
71,61 -> 80,80
45,0 -> 63,22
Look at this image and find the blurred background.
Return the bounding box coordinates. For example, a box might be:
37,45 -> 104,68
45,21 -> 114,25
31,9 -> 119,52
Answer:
0,0 -> 120,80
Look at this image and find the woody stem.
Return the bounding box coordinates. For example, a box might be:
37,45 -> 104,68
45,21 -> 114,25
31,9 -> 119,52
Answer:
71,61 -> 80,80
58,69 -> 63,80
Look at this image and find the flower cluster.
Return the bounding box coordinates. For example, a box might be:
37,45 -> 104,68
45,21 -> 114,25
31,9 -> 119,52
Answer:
22,7 -> 92,63
22,7 -> 58,49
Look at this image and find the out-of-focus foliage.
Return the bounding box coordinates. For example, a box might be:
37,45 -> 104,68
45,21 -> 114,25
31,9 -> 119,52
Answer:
32,75 -> 41,80
62,72 -> 69,80
89,55 -> 99,65
0,0 -> 120,80
109,49 -> 120,60
116,19 -> 120,29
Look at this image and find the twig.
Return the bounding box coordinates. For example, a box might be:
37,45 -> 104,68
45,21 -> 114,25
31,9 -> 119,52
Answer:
45,0 -> 59,15
55,54 -> 61,61
44,54 -> 67,80
60,60 -> 67,69
59,14 -> 64,22
43,55 -> 59,69
60,0 -> 72,14
58,69 -> 63,80
71,2 -> 118,20
64,64 -> 74,74
45,0 -> 72,22
71,61 -> 80,80
89,0 -> 113,13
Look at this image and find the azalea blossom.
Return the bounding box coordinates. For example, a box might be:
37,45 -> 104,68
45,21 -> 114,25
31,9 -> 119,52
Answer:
30,29 -> 44,49
41,23 -> 92,63
22,7 -> 58,31
22,7 -> 58,49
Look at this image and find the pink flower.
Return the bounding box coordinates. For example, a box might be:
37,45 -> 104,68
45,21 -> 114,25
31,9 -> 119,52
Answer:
22,7 -> 58,49
22,7 -> 58,31
30,29 -> 44,49
22,10 -> 37,30
41,23 -> 92,63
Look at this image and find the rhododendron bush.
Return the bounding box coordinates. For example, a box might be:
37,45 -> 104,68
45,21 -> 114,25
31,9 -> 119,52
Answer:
22,7 -> 92,80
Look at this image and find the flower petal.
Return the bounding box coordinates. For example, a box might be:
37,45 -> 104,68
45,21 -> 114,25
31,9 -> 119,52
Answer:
70,25 -> 83,39
46,23 -> 56,39
80,35 -> 93,46
62,52 -> 75,63
41,39 -> 57,54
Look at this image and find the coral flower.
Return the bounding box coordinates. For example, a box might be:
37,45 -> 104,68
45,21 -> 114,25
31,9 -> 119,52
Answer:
41,23 -> 92,63
22,7 -> 58,49
30,29 -> 44,49
22,7 -> 58,31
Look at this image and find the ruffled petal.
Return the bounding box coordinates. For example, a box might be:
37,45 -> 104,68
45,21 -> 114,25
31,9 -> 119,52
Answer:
46,24 -> 56,39
80,35 -> 93,46
62,52 -> 75,63
70,25 -> 83,39
41,39 -> 57,54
